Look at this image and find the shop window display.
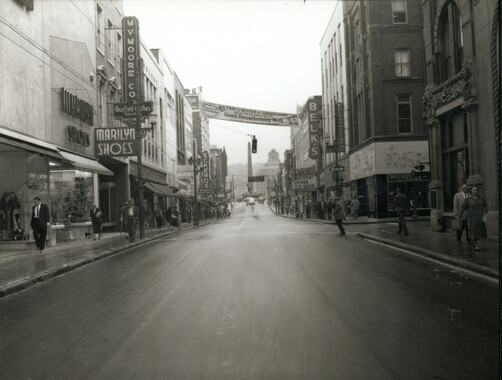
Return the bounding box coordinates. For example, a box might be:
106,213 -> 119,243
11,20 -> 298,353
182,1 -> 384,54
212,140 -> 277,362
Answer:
50,170 -> 94,224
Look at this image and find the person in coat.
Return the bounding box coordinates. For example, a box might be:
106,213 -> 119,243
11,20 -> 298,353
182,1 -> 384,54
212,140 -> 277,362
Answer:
350,196 -> 360,219
392,188 -> 410,235
305,202 -> 312,219
31,196 -> 50,253
120,199 -> 139,243
90,204 -> 103,240
453,184 -> 471,243
332,197 -> 346,235
154,205 -> 163,229
460,186 -> 488,251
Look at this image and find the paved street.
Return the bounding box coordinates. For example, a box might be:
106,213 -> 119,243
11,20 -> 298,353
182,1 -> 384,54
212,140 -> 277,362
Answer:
0,202 -> 498,379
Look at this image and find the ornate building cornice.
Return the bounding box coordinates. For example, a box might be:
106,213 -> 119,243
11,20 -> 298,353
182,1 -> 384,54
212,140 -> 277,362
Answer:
422,62 -> 475,119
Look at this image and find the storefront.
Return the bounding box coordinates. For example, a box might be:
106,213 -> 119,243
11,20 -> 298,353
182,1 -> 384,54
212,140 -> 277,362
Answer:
0,128 -> 114,246
49,150 -> 113,240
0,129 -> 63,245
348,140 -> 429,218
129,161 -> 170,228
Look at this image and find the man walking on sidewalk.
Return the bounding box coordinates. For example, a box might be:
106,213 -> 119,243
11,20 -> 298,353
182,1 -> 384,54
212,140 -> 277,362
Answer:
333,196 -> 346,235
392,188 -> 409,235
31,196 -> 49,253
120,199 -> 139,243
453,184 -> 471,243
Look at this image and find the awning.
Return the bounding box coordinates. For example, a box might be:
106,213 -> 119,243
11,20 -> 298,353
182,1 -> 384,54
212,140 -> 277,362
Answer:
143,181 -> 180,197
0,128 -> 63,160
58,151 -> 114,176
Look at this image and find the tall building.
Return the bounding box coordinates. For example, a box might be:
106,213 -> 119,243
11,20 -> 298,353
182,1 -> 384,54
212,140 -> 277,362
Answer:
320,1 -> 350,201
185,88 -> 210,159
342,0 -> 429,218
291,97 -> 322,214
256,149 -> 282,196
209,146 -> 227,202
421,0 -> 499,235
0,0 -> 112,243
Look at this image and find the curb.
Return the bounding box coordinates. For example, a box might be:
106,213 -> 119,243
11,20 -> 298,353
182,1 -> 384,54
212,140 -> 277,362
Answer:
0,219 -> 220,298
357,232 -> 499,282
274,212 -> 429,225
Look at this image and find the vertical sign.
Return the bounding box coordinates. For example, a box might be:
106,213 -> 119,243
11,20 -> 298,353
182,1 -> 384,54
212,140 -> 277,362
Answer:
200,151 -> 210,190
308,97 -> 322,159
285,151 -> 294,194
122,17 -> 140,104
335,102 -> 345,152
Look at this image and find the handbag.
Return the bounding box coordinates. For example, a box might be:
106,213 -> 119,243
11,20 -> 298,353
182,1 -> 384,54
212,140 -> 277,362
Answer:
482,214 -> 487,223
451,219 -> 460,231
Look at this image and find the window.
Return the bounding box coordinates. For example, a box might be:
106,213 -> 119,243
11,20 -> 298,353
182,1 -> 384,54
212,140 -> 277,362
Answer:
396,94 -> 412,133
96,4 -> 104,53
440,113 -> 469,211
438,1 -> 463,82
106,19 -> 113,63
392,0 -> 407,23
394,49 -> 411,77
117,32 -> 122,70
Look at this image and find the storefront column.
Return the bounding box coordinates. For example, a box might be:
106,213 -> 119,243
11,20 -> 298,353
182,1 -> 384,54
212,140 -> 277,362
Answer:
93,173 -> 99,206
462,101 -> 483,187
426,117 -> 444,231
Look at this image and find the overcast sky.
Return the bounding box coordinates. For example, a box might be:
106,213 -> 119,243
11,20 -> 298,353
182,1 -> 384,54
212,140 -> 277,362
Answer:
123,0 -> 335,165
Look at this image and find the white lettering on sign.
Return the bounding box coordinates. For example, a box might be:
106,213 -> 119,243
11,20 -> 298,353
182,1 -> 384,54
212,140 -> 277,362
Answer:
98,142 -> 134,156
122,17 -> 140,103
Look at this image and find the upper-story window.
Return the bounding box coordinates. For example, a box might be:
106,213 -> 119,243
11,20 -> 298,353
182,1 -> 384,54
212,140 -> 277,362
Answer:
438,1 -> 463,83
396,94 -> 412,133
391,0 -> 407,24
96,4 -> 105,53
394,48 -> 411,77
106,19 -> 113,64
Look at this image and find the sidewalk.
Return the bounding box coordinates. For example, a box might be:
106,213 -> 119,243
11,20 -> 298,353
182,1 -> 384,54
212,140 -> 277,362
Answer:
275,209 -> 499,284
0,218 -> 220,298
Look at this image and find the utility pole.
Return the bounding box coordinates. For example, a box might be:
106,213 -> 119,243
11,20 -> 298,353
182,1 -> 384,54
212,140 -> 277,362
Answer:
192,138 -> 199,225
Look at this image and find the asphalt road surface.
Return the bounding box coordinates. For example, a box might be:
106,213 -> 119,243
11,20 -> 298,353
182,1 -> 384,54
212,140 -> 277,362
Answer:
0,203 -> 498,379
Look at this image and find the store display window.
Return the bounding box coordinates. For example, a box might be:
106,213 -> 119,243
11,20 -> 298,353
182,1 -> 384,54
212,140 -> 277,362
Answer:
0,147 -> 50,241
50,169 -> 94,224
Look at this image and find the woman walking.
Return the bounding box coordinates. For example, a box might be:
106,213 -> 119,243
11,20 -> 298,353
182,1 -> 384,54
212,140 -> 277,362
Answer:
460,186 -> 488,251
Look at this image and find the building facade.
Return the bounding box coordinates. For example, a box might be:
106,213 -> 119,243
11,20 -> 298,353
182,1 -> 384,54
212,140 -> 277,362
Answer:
422,0 -> 499,235
0,0 -> 113,244
320,0 -> 351,201
342,0 -> 429,218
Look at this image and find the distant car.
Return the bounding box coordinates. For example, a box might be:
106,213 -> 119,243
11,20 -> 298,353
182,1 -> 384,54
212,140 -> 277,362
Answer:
247,197 -> 256,205
258,197 -> 265,204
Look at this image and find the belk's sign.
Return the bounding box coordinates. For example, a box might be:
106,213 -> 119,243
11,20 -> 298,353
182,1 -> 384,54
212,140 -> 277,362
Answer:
307,96 -> 322,159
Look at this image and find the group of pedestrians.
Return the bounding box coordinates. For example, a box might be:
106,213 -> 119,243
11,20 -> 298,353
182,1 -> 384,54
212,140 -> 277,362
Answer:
453,184 -> 488,251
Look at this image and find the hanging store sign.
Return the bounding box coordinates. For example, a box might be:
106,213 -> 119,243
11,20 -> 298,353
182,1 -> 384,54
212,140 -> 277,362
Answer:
113,101 -> 153,118
177,165 -> 194,179
60,88 -> 94,126
122,17 -> 141,103
334,102 -> 345,152
200,101 -> 298,127
248,176 -> 265,182
295,166 -> 316,177
186,95 -> 200,111
200,151 -> 210,190
94,127 -> 138,157
292,176 -> 316,191
307,97 -> 322,159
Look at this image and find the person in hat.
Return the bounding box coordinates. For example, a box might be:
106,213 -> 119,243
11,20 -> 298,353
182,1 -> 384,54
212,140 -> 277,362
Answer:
392,188 -> 410,235
332,196 -> 346,235
31,196 -> 49,253
120,199 -> 139,243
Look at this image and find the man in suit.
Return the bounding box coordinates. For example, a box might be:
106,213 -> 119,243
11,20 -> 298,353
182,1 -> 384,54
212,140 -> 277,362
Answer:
120,199 -> 139,243
453,184 -> 471,243
31,196 -> 49,253
392,188 -> 410,235
332,196 -> 346,235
